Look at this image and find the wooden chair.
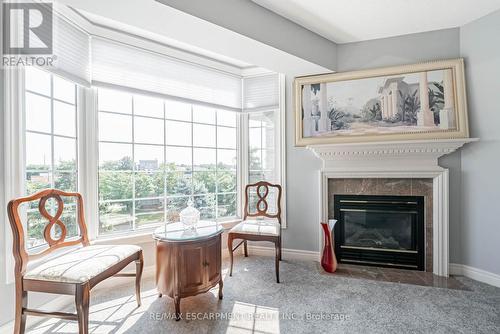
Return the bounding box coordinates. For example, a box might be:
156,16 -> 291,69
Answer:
7,189 -> 144,334
228,181 -> 282,283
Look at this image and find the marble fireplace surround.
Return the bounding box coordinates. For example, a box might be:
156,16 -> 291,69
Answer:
309,138 -> 478,277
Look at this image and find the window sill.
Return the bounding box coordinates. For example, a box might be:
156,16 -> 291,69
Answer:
93,219 -> 241,245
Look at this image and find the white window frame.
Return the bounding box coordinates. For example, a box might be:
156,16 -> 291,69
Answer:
240,73 -> 287,228
88,87 -> 242,239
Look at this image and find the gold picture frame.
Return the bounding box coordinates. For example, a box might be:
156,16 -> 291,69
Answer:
294,58 -> 469,146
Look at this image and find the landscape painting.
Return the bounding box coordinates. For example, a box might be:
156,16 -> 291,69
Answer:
294,59 -> 469,146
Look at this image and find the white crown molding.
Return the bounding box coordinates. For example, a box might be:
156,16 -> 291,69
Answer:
308,138 -> 478,170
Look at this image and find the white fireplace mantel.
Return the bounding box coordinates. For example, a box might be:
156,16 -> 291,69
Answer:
310,138 -> 478,277
308,138 -> 478,170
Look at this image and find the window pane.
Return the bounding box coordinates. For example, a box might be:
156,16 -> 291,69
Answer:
99,201 -> 134,235
166,172 -> 192,196
134,116 -> 164,144
99,112 -> 132,142
98,172 -> 133,200
193,194 -> 216,220
26,209 -> 47,248
54,172 -> 77,192
98,88 -> 132,114
26,132 -> 52,170
249,127 -> 261,150
193,148 -> 216,171
99,143 -> 133,170
136,203 -> 164,228
26,171 -> 51,195
218,171 -> 237,193
134,95 -> 163,118
166,120 -> 191,146
166,196 -> 189,220
193,171 -> 216,194
218,193 -> 237,218
166,146 -> 192,172
217,110 -> 237,127
249,148 -> 262,170
25,67 -> 51,96
165,100 -> 191,121
25,92 -> 51,133
135,172 -> 164,198
54,136 -> 76,170
134,144 -> 163,171
53,75 -> 75,103
218,149 -> 237,170
193,124 -> 215,147
262,149 -> 275,170
53,101 -> 76,137
193,105 -> 216,124
59,203 -> 79,239
217,126 -> 236,149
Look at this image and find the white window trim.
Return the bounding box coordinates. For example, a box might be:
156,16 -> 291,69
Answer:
2,67 -> 25,284
240,73 -> 287,228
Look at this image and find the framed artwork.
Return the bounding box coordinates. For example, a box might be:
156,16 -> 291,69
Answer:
294,58 -> 469,146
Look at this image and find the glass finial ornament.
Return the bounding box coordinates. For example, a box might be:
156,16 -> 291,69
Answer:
180,199 -> 200,230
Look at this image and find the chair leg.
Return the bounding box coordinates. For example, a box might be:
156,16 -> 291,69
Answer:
275,240 -> 280,283
14,288 -> 27,334
244,240 -> 248,257
218,279 -> 223,300
75,283 -> 90,334
228,234 -> 234,276
279,234 -> 282,261
135,252 -> 144,307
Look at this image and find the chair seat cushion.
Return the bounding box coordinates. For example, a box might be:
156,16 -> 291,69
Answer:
229,219 -> 280,236
24,244 -> 141,284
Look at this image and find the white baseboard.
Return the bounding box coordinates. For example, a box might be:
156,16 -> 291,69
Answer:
449,263 -> 500,288
247,245 -> 320,262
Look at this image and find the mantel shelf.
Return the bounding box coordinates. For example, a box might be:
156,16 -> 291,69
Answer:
308,138 -> 478,164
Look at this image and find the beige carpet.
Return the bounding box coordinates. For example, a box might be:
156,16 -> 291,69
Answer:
25,255 -> 500,334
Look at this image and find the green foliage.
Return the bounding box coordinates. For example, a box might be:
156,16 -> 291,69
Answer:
429,82 -> 445,125
328,107 -> 349,130
398,90 -> 420,124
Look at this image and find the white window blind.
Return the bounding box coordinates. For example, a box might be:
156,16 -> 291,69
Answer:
243,73 -> 279,112
51,14 -> 91,87
91,38 -> 242,111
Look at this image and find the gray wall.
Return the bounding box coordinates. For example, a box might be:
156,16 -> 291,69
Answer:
282,28 -> 463,257
459,10 -> 500,275
155,0 -> 338,70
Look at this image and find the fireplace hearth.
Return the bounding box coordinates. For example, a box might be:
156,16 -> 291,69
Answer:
333,194 -> 425,270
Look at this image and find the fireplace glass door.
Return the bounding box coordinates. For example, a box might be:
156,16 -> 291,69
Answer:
334,195 -> 424,270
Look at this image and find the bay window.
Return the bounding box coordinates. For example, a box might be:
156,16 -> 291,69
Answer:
97,88 -> 238,235
12,30 -> 284,242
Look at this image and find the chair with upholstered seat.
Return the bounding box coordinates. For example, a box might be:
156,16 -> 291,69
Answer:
227,181 -> 282,283
7,189 -> 143,334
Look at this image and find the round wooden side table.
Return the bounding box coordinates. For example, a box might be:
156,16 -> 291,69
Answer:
153,221 -> 224,320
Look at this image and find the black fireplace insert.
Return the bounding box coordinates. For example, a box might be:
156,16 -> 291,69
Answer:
333,194 -> 425,270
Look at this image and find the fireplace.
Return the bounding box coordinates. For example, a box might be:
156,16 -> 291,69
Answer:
333,194 -> 425,270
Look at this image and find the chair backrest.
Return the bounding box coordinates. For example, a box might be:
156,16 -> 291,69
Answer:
243,181 -> 282,224
7,189 -> 89,275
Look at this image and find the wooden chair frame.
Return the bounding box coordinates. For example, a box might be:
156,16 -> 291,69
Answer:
7,189 -> 144,334
228,181 -> 282,283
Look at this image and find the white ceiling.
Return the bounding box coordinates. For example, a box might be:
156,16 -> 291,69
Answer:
253,0 -> 500,43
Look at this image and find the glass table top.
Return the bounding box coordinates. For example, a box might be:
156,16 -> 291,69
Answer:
153,221 -> 224,242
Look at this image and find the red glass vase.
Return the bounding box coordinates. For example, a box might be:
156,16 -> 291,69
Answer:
321,220 -> 338,273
